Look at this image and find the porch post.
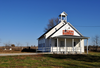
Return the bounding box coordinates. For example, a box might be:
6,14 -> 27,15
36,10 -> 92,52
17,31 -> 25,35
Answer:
42,44 -> 43,52
52,39 -> 53,53
50,38 -> 53,53
52,45 -> 53,52
72,39 -> 74,54
50,38 -> 51,52
65,38 -> 66,54
87,39 -> 88,54
57,38 -> 58,54
44,39 -> 46,52
80,39 -> 82,54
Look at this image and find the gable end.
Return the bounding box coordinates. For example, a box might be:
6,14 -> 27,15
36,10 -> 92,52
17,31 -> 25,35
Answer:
68,22 -> 83,37
49,21 -> 83,38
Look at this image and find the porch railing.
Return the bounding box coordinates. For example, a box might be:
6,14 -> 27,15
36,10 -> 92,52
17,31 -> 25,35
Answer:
51,47 -> 81,52
37,47 -> 81,52
37,47 -> 51,52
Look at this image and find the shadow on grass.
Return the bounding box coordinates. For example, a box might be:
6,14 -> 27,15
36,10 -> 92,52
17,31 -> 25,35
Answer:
90,50 -> 100,52
21,47 -> 36,52
43,54 -> 100,62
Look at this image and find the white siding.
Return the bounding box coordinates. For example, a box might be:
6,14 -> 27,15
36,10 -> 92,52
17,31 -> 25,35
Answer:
45,39 -> 49,47
38,37 -> 45,44
51,24 -> 80,37
38,37 -> 45,50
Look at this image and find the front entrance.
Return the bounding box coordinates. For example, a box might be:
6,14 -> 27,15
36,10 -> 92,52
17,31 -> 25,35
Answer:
60,41 -> 65,51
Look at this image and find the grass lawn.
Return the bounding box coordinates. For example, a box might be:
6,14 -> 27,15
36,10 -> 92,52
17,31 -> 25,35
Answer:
0,51 -> 100,68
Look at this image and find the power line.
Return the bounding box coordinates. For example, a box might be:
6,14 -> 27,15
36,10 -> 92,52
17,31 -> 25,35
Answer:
73,25 -> 100,28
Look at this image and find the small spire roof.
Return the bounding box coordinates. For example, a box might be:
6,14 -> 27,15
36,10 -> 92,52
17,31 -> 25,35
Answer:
59,11 -> 68,17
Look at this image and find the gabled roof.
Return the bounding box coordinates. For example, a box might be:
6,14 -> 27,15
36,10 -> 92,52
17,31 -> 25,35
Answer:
38,20 -> 83,39
38,21 -> 62,39
47,21 -> 67,38
48,21 -> 83,38
38,26 -> 54,39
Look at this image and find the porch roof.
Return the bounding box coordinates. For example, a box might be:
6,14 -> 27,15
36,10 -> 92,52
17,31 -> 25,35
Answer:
51,35 -> 89,39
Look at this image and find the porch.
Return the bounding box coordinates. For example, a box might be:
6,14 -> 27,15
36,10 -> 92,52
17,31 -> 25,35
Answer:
50,35 -> 89,54
38,35 -> 89,54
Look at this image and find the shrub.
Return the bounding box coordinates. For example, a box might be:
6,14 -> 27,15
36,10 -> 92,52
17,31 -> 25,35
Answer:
11,44 -> 15,47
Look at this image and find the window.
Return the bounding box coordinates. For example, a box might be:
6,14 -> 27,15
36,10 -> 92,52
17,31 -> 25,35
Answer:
74,42 -> 76,46
60,41 -> 64,47
55,39 -> 57,47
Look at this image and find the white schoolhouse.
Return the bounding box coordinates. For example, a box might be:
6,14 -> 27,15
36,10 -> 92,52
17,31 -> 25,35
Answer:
38,12 -> 89,54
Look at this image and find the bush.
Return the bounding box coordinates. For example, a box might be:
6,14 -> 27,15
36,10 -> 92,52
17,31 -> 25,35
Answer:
11,44 -> 15,47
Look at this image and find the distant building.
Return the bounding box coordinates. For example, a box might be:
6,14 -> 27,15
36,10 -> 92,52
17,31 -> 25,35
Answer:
38,11 -> 89,54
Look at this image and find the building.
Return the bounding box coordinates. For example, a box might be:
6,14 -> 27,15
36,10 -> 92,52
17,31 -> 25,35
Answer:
38,11 -> 89,54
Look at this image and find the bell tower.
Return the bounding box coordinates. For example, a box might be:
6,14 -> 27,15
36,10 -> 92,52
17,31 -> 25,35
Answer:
59,11 -> 68,22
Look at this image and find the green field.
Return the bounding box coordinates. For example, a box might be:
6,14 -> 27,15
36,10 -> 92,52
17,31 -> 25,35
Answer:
0,52 -> 100,68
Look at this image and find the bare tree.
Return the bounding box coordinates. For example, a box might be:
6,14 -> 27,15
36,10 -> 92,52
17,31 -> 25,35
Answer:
44,18 -> 59,32
0,39 -> 1,46
92,35 -> 100,51
20,44 -> 23,46
5,41 -> 11,46
26,42 -> 29,47
16,42 -> 20,47
4,41 -> 11,49
0,39 -> 1,43
16,42 -> 21,50
92,37 -> 96,46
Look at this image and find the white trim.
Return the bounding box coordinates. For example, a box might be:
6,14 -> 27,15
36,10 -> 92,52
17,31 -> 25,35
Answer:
87,39 -> 88,54
80,39 -> 82,54
57,38 -> 58,54
45,39 -> 46,52
52,44 -> 53,52
65,38 -> 66,54
72,39 -> 74,54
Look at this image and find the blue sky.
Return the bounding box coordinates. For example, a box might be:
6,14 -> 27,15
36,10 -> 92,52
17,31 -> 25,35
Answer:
0,0 -> 100,46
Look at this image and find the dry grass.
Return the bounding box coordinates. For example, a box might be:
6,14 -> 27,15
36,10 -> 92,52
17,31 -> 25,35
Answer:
0,46 -> 37,53
0,52 -> 100,68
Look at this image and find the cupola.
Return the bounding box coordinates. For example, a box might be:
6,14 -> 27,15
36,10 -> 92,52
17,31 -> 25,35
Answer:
59,11 -> 68,22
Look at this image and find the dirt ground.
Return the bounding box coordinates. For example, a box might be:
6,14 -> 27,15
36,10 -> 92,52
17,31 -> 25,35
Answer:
0,50 -> 30,53
0,46 -> 37,53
